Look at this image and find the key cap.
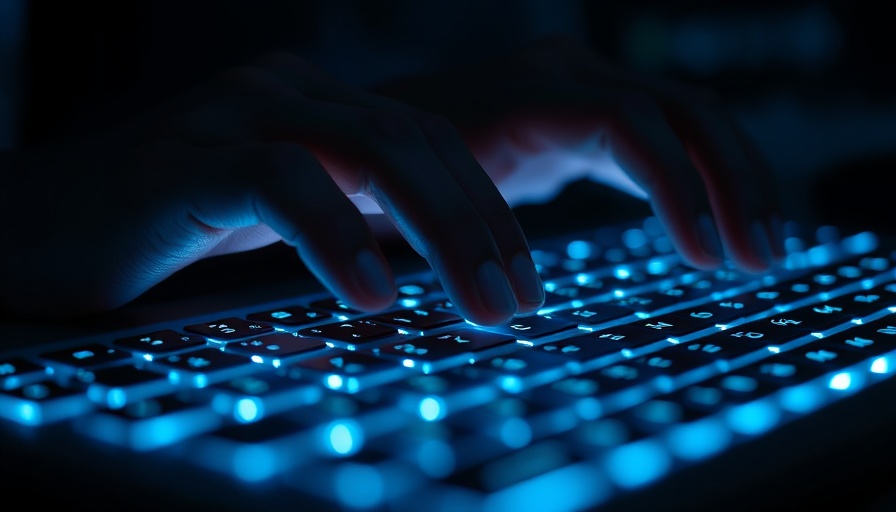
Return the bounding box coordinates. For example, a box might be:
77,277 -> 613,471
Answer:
206,371 -> 322,423
152,348 -> 255,387
78,364 -> 173,408
547,304 -> 634,327
0,380 -> 93,426
469,349 -> 572,393
480,314 -> 577,341
297,320 -> 398,350
247,306 -> 332,327
73,392 -> 220,451
308,298 -> 360,316
226,332 -> 326,366
288,350 -> 409,393
0,357 -> 48,390
184,317 -> 274,341
114,330 -> 206,355
368,307 -> 463,334
39,343 -> 133,370
373,329 -> 515,373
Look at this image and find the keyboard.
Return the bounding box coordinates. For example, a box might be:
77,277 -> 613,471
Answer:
3,215 -> 896,511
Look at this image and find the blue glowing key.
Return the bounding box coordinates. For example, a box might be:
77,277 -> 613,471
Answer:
184,317 -> 274,341
0,357 -> 48,390
81,364 -> 173,408
0,380 -> 93,426
74,393 -> 221,451
153,348 -> 255,388
247,305 -> 333,327
226,332 -> 326,365
39,343 -> 132,370
480,314 -> 576,340
114,330 -> 206,355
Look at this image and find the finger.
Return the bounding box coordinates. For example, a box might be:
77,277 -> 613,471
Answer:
658,91 -> 784,269
169,141 -> 397,312
572,59 -> 783,270
252,53 -> 529,325
255,52 -> 544,314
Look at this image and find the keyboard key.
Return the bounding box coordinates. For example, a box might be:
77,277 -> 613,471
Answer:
0,357 -> 48,390
368,307 -> 463,334
0,380 -> 93,426
39,343 -> 133,370
480,314 -> 577,341
152,348 -> 255,387
73,393 -> 220,451
247,306 -> 332,327
114,330 -> 206,354
184,317 -> 274,341
225,332 -> 326,365
206,372 -> 322,422
78,364 -> 173,408
469,349 -> 572,392
547,304 -> 634,327
373,329 -> 515,373
308,298 -> 360,316
289,350 -> 409,393
297,320 -> 398,349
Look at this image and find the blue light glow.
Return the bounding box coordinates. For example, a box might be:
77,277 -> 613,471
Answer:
614,267 -> 632,279
326,420 -> 363,456
871,357 -> 889,374
622,229 -> 648,249
326,374 -> 343,390
499,418 -> 532,448
567,240 -> 593,259
667,418 -> 730,461
500,376 -> 524,394
417,440 -> 455,478
335,463 -> 384,508
419,396 -> 444,422
828,372 -> 852,390
605,439 -> 671,488
233,445 -> 276,482
780,384 -> 823,413
235,398 -> 261,423
727,401 -> 779,435
107,389 -> 126,409
646,259 -> 668,275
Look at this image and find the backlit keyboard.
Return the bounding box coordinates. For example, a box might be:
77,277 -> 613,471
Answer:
3,216 -> 896,511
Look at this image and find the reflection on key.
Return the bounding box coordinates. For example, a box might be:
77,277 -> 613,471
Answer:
184,317 -> 274,342
39,343 -> 133,371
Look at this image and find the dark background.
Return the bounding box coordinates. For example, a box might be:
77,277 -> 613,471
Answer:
17,0 -> 896,231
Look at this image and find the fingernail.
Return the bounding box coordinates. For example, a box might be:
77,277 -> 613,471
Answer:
510,252 -> 545,306
696,214 -> 724,261
354,248 -> 394,299
476,260 -> 517,317
750,220 -> 773,268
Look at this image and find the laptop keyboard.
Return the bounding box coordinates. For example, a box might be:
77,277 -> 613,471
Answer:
2,216 -> 896,510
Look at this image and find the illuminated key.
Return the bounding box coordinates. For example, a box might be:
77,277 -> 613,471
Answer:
184,317 -> 273,341
247,306 -> 332,327
0,380 -> 93,426
114,330 -> 206,355
152,348 -> 255,388
39,343 -> 132,370
226,332 -> 326,366
0,357 -> 48,390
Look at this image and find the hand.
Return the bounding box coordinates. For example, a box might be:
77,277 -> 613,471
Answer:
0,52 -> 545,326
375,36 -> 785,273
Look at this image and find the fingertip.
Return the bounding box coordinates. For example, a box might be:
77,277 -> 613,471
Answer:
509,252 -> 545,314
348,248 -> 397,311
